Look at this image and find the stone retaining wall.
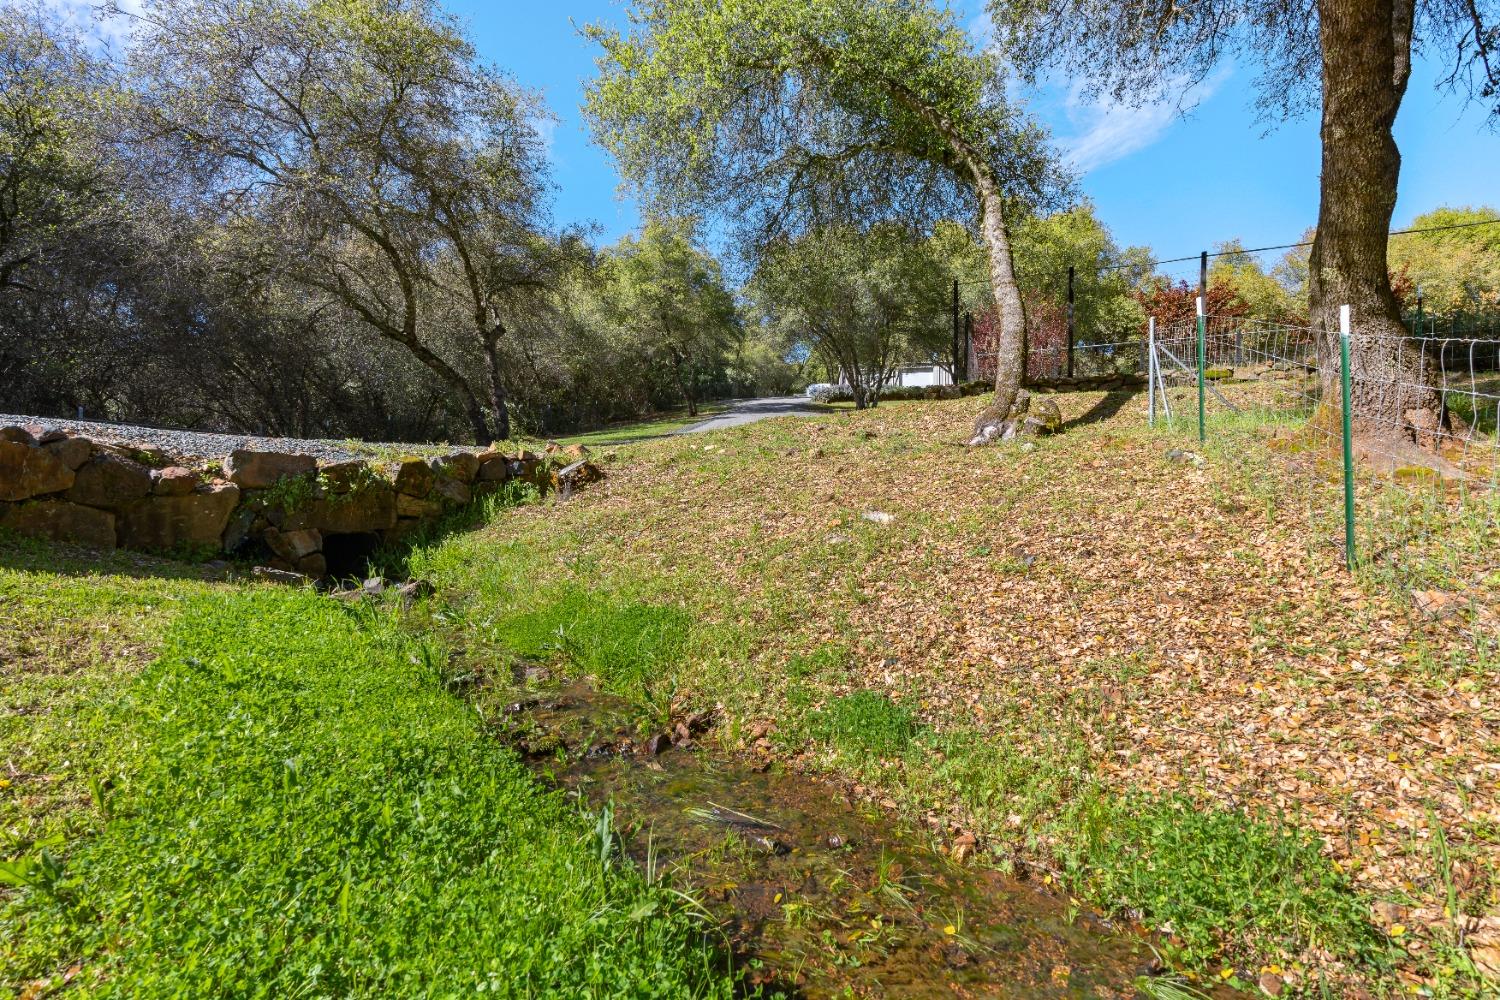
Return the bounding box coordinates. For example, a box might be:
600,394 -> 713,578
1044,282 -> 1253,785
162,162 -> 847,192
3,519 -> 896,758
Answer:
1024,373 -> 1147,393
0,422 -> 601,575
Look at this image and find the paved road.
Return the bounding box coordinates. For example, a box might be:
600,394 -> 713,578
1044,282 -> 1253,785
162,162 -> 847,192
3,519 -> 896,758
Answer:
680,396 -> 823,434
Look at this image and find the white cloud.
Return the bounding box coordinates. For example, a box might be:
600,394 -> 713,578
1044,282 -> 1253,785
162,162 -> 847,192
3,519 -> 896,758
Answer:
1056,69 -> 1231,174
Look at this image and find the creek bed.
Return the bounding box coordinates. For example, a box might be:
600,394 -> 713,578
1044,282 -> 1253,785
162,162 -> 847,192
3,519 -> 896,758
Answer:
495,679 -> 1195,998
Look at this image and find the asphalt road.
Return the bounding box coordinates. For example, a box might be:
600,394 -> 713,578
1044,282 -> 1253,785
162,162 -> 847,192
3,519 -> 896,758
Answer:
680,396 -> 824,434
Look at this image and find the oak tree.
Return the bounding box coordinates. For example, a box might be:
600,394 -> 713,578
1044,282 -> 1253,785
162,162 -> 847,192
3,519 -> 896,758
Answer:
990,0 -> 1500,440
584,0 -> 1067,435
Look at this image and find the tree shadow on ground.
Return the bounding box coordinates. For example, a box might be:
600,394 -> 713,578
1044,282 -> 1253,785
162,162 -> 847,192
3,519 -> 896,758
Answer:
0,531 -> 234,584
1059,388 -> 1141,432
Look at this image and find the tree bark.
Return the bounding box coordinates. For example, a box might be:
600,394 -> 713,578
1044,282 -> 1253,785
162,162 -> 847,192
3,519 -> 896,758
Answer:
1309,0 -> 1442,442
968,165 -> 1028,443
482,326 -> 511,441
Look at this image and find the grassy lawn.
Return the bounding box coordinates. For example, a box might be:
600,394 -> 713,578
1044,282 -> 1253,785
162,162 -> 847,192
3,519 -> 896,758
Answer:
405,390 -> 1497,996
0,538 -> 735,996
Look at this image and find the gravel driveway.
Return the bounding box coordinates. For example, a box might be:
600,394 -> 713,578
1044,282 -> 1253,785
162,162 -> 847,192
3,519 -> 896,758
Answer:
0,413 -> 429,464
679,396 -> 823,434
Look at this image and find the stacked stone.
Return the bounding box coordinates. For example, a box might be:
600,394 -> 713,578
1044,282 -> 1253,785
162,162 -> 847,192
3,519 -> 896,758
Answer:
0,422 -> 602,574
1025,373 -> 1147,393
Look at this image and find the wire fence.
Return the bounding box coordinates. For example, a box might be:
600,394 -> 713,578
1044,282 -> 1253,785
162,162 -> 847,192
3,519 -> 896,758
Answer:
1144,309 -> 1499,597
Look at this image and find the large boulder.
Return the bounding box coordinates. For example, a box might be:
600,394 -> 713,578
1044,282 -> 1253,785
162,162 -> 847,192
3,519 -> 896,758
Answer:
119,483 -> 240,551
265,527 -> 322,561
44,436 -> 93,471
0,500 -> 116,549
476,454 -> 511,483
225,449 -> 316,489
65,453 -> 153,510
318,460 -> 371,494
396,493 -> 443,518
0,426 -> 36,445
431,452 -> 479,483
306,482 -> 396,533
393,459 -> 434,497
152,466 -> 201,497
0,440 -> 76,501
431,477 -> 471,506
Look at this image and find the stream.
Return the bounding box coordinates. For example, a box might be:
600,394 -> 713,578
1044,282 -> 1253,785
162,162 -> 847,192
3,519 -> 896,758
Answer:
493,678 -> 1185,998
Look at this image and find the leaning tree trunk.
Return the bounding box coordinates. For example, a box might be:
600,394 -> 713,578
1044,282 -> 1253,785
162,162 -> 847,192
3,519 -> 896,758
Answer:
1309,0 -> 1442,443
482,331 -> 511,442
968,164 -> 1028,444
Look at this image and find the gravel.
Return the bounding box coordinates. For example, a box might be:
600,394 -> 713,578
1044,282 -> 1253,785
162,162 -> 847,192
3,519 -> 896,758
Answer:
0,414 -> 474,465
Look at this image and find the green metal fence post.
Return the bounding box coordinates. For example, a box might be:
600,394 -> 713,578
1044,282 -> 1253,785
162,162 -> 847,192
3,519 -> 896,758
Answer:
1195,295 -> 1206,444
1339,304 -> 1357,571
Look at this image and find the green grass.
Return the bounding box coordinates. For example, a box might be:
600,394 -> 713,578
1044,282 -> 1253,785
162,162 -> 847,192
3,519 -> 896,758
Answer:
1061,794 -> 1383,975
1,542 -> 736,997
545,402 -> 730,448
807,690 -> 921,757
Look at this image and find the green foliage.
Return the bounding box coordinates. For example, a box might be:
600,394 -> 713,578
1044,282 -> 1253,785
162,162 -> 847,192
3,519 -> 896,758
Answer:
598,218 -> 743,411
1388,206 -> 1500,317
496,588 -> 692,702
752,223 -> 950,407
1060,794 -> 1379,968
1013,203 -> 1149,341
1209,240 -> 1298,322
0,587 -> 735,997
809,690 -> 922,757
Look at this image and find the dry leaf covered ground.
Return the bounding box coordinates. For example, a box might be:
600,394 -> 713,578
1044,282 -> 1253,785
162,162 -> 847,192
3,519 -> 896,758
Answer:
421,389 -> 1498,996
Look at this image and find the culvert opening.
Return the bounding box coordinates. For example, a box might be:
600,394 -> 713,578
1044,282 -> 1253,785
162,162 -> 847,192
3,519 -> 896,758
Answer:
322,532 -> 382,580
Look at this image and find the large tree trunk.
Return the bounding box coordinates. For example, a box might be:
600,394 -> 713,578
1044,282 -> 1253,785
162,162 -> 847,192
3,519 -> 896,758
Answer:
482,330 -> 511,441
968,165 -> 1028,445
1309,0 -> 1442,442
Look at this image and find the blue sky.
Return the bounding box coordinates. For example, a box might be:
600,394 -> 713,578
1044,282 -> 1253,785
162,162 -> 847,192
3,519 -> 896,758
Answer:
452,0 -> 1499,280
55,0 -> 1500,276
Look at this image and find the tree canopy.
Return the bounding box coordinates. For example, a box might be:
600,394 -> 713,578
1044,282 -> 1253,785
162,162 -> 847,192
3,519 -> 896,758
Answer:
584,0 -> 1070,431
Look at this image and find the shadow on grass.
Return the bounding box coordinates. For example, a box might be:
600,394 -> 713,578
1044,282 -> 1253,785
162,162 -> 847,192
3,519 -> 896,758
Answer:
1060,388 -> 1141,432
0,529 -> 230,584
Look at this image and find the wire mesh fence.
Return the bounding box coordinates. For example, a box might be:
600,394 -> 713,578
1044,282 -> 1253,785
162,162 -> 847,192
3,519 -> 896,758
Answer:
1147,309 -> 1500,597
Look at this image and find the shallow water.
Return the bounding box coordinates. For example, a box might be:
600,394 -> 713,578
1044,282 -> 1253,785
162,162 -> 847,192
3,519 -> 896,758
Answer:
501,681 -> 1169,998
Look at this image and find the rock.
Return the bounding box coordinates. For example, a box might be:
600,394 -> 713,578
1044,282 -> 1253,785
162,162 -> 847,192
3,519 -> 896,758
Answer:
0,440 -> 77,501
393,459 -> 434,497
295,553 -> 328,577
118,484 -> 240,552
396,493 -> 443,518
476,456 -> 511,482
265,527 -> 322,561
317,460 -> 370,493
644,733 -> 671,756
225,449 -> 316,489
431,452 -> 479,483
65,453 -> 153,510
862,510 -> 895,524
1165,448 -> 1207,469
1029,397 -> 1063,433
564,443 -> 591,460
395,578 -> 434,607
0,500 -> 116,549
152,466 -> 200,497
0,426 -> 36,445
306,482 -> 396,532
44,436 -> 92,471
1258,972 -> 1283,996
431,477 -> 471,506
252,565 -> 312,586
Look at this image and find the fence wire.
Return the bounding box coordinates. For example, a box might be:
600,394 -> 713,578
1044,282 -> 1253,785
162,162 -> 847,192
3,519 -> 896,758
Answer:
1147,313 -> 1499,598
